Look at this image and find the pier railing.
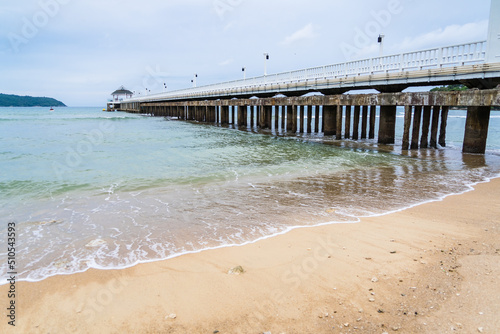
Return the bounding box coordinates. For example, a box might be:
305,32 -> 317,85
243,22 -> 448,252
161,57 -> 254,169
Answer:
126,41 -> 487,102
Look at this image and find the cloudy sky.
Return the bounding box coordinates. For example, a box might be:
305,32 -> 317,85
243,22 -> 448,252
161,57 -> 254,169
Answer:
0,0 -> 492,106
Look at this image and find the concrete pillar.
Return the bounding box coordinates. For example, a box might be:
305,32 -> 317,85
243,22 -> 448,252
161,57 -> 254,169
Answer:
250,106 -> 255,128
274,106 -> 279,131
314,106 -> 320,133
291,105 -> 298,133
281,106 -> 286,131
265,106 -> 272,129
378,105 -> 397,145
221,106 -> 229,124
257,106 -> 261,128
439,106 -> 449,147
420,106 -> 432,148
402,106 -> 412,150
304,106 -> 312,133
336,105 -> 343,140
411,106 -> 422,149
299,106 -> 305,133
361,106 -> 368,139
486,0 -> 500,63
369,106 -> 376,139
286,106 -> 293,132
231,106 -> 235,124
240,106 -> 247,127
344,106 -> 351,139
323,105 -> 337,136
352,106 -> 360,140
463,106 -> 491,154
259,106 -> 267,128
430,106 -> 441,148
321,107 -> 325,133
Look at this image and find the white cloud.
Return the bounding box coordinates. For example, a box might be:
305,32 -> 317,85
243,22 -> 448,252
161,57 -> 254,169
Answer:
396,20 -> 488,52
281,23 -> 318,46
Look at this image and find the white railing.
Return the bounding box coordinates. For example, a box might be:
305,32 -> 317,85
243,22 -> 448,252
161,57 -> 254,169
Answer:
125,41 -> 487,103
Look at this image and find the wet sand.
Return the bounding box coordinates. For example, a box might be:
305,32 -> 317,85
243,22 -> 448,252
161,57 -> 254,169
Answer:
2,178 -> 499,333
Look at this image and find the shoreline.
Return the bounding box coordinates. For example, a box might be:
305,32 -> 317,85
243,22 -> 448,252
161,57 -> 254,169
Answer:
2,178 -> 500,333
5,175 -> 497,287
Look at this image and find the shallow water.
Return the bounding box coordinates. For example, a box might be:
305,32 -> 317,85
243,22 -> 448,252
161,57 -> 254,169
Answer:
1,107 -> 499,283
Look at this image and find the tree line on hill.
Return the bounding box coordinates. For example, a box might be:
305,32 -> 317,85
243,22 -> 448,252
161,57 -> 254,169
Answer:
0,93 -> 66,107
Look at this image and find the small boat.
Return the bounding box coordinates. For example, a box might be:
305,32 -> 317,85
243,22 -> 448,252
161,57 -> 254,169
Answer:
49,107 -> 54,111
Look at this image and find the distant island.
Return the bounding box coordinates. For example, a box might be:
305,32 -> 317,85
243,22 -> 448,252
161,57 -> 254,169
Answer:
0,93 -> 66,107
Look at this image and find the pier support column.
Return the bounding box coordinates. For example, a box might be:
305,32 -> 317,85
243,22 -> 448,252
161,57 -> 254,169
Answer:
306,106 -> 312,133
259,106 -> 270,129
361,106 -> 368,139
291,105 -> 298,133
299,106 -> 305,133
231,106 -> 235,124
439,106 -> 449,147
463,106 -> 491,154
257,106 -> 261,128
420,106 -> 432,148
411,106 -> 422,149
221,106 -> 229,124
402,106 -> 412,150
352,106 -> 360,140
286,106 -> 293,132
274,106 -> 279,131
239,105 -> 247,127
430,106 -> 441,148
250,106 -> 255,128
265,106 -> 272,129
378,105 -> 397,145
314,106 -> 319,133
369,106 -> 376,139
323,105 -> 337,136
344,106 -> 351,139
281,106 -> 286,131
336,105 -> 343,140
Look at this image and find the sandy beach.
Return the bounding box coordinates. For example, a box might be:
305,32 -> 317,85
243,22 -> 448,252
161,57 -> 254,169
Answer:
2,178 -> 499,334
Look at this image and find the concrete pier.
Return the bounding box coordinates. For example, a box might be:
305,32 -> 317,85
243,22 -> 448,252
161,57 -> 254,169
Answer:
119,89 -> 500,154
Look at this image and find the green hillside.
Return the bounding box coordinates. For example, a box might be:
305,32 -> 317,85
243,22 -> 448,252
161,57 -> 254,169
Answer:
0,93 -> 66,107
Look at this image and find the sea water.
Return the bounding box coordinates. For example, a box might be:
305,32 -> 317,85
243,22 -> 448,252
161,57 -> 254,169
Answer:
1,106 -> 499,283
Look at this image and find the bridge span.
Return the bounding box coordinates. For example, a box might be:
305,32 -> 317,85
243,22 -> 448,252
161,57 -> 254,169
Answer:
114,1 -> 500,154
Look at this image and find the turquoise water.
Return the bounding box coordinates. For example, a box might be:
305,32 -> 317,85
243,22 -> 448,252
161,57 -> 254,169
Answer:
1,106 -> 500,282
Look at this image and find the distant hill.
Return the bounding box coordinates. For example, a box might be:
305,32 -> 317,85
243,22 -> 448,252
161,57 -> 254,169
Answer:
0,93 -> 66,107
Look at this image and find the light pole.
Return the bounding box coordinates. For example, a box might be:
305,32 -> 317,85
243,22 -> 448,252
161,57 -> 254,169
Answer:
378,34 -> 385,58
192,74 -> 198,87
263,53 -> 269,76
242,67 -> 246,80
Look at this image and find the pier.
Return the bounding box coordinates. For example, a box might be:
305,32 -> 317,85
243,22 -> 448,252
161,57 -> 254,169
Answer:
113,1 -> 500,154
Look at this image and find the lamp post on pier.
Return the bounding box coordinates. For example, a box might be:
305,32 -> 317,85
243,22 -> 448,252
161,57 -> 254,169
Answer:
191,74 -> 198,87
263,53 -> 269,76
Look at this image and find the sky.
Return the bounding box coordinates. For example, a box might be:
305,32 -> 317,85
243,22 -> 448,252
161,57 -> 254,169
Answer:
0,0 -> 492,106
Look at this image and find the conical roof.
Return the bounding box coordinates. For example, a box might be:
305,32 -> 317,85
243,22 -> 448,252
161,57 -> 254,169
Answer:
111,85 -> 133,95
